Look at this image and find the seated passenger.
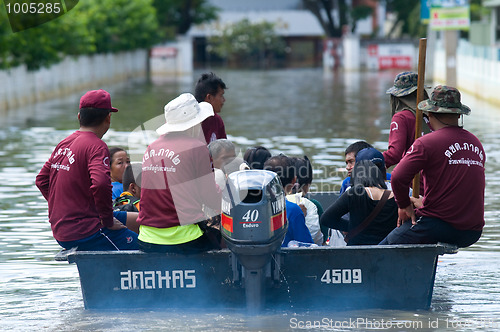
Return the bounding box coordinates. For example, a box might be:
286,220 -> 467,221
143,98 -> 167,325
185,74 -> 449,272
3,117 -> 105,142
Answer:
244,146 -> 271,170
109,147 -> 130,200
355,147 -> 392,190
321,159 -> 398,245
380,86 -> 484,248
340,141 -> 373,194
208,139 -> 248,189
113,163 -> 142,234
136,93 -> 222,254
341,141 -> 392,193
289,156 -> 323,245
114,162 -> 142,212
35,89 -> 138,251
264,155 -> 314,247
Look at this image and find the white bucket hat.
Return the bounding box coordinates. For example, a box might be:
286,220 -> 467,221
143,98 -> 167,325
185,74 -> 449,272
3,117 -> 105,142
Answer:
156,93 -> 214,135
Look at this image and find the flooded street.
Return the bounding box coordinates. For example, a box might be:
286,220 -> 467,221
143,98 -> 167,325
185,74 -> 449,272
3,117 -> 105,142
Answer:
1,68 -> 500,331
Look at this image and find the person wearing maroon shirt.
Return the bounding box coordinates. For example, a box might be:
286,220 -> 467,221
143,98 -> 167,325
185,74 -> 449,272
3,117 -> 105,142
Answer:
383,71 -> 431,169
136,93 -> 222,254
194,72 -> 227,144
380,86 -> 485,248
36,89 -> 139,251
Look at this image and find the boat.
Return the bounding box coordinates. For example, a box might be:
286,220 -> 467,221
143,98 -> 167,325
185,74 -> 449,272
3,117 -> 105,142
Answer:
58,170 -> 458,311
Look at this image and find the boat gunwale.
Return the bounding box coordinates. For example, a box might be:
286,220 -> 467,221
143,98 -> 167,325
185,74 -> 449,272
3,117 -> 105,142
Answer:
62,243 -> 458,263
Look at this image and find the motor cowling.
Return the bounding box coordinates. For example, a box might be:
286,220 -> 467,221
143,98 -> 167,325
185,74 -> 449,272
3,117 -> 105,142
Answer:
221,170 -> 287,270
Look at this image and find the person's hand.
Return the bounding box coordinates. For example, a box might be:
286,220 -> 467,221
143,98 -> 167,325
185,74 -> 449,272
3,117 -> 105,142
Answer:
397,205 -> 416,227
298,204 -> 307,216
107,217 -> 127,230
410,195 -> 424,209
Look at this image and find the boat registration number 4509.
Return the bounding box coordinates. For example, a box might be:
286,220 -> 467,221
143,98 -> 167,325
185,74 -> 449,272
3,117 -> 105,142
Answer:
321,269 -> 362,284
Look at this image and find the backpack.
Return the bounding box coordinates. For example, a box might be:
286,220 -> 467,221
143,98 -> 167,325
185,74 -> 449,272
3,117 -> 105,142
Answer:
113,193 -> 140,212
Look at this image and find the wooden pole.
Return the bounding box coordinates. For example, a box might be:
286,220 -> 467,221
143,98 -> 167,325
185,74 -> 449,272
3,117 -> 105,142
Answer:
412,38 -> 427,198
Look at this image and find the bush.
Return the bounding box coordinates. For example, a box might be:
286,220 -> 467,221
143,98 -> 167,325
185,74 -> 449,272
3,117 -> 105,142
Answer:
208,19 -> 287,67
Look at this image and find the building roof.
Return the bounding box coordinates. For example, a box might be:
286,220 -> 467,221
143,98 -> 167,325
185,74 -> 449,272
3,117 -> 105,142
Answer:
187,10 -> 324,38
208,0 -> 302,11
483,0 -> 500,6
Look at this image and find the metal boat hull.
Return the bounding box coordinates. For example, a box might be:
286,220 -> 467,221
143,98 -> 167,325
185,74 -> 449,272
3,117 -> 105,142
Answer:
67,244 -> 456,310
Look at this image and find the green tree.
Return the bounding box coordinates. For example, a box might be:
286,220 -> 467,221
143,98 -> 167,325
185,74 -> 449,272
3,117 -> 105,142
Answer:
387,0 -> 484,39
302,0 -> 373,37
152,0 -> 219,40
351,5 -> 374,34
208,19 -> 287,67
0,3 -> 94,70
386,0 -> 420,37
0,0 -> 161,70
302,0 -> 348,37
80,0 -> 161,53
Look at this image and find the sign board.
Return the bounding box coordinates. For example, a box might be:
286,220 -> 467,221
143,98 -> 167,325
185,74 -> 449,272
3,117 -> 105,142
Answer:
421,0 -> 431,24
367,44 -> 414,70
151,47 -> 178,58
430,0 -> 470,30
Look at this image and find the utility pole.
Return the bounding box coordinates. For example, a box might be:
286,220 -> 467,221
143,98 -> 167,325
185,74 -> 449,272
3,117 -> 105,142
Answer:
444,30 -> 458,87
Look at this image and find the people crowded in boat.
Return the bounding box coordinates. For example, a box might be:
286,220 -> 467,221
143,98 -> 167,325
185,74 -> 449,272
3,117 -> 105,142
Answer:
36,76 -> 484,252
380,86 -> 485,248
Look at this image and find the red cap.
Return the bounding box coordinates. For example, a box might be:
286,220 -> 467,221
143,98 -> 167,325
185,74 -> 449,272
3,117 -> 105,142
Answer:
79,89 -> 119,112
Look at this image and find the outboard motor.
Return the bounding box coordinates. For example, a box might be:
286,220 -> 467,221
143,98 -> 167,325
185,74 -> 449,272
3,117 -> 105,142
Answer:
221,170 -> 287,312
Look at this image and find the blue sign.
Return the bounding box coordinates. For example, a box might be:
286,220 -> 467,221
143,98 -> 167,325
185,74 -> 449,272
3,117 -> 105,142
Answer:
421,0 -> 431,22
431,0 -> 469,7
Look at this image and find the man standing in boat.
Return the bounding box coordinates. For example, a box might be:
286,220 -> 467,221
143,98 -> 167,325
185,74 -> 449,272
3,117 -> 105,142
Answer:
384,71 -> 431,169
380,86 -> 485,248
194,72 -> 227,144
136,93 -> 223,254
36,89 -> 139,251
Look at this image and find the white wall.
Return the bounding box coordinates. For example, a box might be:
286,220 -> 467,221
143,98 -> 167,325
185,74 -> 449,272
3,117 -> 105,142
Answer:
149,36 -> 193,82
433,39 -> 500,105
0,50 -> 147,113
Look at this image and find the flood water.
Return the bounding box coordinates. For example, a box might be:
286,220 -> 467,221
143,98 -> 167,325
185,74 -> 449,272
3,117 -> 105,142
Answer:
1,68 -> 500,331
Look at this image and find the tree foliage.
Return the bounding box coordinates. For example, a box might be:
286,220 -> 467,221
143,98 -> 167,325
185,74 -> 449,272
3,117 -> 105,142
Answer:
80,0 -> 160,53
302,0 -> 349,37
208,19 -> 287,67
387,0 -> 484,38
304,0 -> 485,40
0,0 -> 161,70
152,0 -> 219,39
302,0 -> 374,37
386,0 -> 420,37
0,4 -> 93,70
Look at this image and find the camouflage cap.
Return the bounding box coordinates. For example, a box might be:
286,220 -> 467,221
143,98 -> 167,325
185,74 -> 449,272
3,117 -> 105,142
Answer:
386,71 -> 418,97
418,85 -> 471,115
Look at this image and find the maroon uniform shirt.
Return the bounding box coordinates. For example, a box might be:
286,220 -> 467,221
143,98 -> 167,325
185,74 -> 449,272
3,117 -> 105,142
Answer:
36,131 -> 113,242
137,132 -> 221,229
201,113 -> 226,144
391,127 -> 485,231
383,110 -> 417,168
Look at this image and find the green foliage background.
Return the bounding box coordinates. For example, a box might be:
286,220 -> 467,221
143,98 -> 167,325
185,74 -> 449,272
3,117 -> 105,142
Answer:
152,0 -> 218,39
208,19 -> 286,66
0,0 -> 217,71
